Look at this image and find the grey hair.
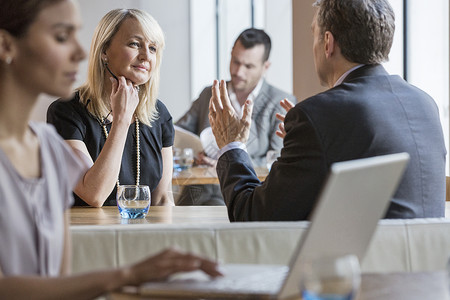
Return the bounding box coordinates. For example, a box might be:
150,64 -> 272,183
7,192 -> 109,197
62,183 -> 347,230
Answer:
313,0 -> 395,64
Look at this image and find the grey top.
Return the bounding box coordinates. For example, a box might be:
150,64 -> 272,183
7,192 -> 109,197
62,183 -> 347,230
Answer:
176,80 -> 297,166
0,122 -> 86,276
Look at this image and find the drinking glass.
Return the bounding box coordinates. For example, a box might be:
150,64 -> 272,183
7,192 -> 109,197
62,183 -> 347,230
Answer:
173,147 -> 182,172
181,148 -> 194,169
300,255 -> 361,300
173,148 -> 194,171
117,185 -> 151,219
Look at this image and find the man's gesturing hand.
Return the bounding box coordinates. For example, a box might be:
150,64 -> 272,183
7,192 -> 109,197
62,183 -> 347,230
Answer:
208,80 -> 253,149
275,98 -> 295,139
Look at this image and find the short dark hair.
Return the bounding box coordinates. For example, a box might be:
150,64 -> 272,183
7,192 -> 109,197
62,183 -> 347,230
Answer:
313,0 -> 395,64
234,28 -> 272,62
0,0 -> 64,37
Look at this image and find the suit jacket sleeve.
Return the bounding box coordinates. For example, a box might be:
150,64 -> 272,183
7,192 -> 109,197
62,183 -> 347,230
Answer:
216,105 -> 327,221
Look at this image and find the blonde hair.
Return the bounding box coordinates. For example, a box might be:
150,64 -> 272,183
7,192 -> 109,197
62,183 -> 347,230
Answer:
79,8 -> 165,126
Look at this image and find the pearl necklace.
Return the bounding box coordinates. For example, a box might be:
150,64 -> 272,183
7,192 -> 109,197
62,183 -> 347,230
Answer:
101,116 -> 140,189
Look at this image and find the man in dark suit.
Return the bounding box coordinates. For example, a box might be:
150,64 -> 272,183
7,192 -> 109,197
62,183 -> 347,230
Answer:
209,0 -> 446,221
176,28 -> 296,205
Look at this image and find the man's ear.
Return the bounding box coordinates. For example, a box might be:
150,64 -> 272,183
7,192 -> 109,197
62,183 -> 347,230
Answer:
323,31 -> 335,59
0,29 -> 16,63
262,60 -> 271,75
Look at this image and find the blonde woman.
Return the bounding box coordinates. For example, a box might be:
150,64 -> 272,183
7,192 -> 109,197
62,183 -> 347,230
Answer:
48,8 -> 174,207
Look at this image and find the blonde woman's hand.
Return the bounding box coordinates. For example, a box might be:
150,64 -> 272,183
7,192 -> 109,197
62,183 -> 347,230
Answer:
110,76 -> 140,126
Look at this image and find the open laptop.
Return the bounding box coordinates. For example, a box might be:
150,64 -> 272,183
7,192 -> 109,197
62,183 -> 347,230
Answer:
140,153 -> 410,299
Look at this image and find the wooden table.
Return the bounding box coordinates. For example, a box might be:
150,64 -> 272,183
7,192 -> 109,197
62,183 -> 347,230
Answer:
109,271 -> 450,300
172,166 -> 268,185
70,201 -> 450,226
69,206 -> 230,225
70,202 -> 450,226
357,271 -> 449,299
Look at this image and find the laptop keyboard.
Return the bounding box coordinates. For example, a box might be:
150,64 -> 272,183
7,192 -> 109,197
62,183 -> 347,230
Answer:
182,265 -> 289,294
141,264 -> 290,297
207,268 -> 287,292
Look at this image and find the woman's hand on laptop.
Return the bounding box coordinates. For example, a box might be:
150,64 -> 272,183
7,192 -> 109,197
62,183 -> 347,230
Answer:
124,248 -> 223,285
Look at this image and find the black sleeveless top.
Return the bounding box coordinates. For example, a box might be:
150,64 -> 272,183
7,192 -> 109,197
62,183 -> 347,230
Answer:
47,92 -> 174,206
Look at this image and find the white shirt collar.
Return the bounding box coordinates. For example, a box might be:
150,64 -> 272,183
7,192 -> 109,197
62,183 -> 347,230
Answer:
333,64 -> 364,87
248,77 -> 264,101
228,78 -> 264,117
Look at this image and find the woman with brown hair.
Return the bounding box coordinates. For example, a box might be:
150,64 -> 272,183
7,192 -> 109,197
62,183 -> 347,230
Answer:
0,0 -> 220,298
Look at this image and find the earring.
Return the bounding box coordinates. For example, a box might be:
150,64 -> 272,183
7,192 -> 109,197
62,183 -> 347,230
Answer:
5,57 -> 12,65
103,57 -> 108,65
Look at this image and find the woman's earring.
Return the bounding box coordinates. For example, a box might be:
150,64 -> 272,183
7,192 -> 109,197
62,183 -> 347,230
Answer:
5,57 -> 12,65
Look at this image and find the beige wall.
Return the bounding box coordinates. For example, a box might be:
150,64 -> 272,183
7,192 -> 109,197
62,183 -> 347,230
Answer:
292,1 -> 325,102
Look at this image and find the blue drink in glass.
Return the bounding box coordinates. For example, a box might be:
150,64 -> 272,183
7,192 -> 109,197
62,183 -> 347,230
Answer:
117,185 -> 151,219
302,290 -> 354,300
118,203 -> 150,219
300,255 -> 360,300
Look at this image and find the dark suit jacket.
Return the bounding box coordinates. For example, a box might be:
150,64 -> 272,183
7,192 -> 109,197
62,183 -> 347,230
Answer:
176,80 -> 297,166
217,64 -> 446,221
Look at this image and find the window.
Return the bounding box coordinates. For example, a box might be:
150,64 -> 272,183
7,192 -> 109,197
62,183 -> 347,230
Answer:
190,0 -> 293,100
406,0 -> 449,172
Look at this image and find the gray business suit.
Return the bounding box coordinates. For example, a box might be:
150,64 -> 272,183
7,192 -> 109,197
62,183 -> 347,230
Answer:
176,80 -> 297,205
